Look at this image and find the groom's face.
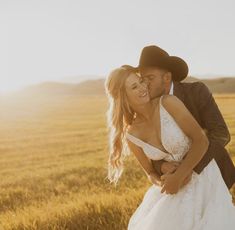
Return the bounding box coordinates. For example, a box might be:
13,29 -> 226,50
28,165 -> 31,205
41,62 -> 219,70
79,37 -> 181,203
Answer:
140,67 -> 170,99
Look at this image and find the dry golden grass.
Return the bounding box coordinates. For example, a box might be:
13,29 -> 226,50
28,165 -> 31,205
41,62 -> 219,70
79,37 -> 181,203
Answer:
0,94 -> 234,230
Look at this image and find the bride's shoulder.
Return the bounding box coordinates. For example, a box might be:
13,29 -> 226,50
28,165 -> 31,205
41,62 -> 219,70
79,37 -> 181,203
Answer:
161,95 -> 186,114
161,95 -> 182,106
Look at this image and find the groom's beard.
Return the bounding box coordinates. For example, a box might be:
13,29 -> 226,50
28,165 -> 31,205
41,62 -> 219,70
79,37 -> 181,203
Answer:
148,78 -> 167,100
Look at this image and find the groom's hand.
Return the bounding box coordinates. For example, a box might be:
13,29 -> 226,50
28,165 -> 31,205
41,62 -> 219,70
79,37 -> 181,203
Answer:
160,173 -> 183,194
160,162 -> 193,192
160,172 -> 193,194
161,162 -> 179,174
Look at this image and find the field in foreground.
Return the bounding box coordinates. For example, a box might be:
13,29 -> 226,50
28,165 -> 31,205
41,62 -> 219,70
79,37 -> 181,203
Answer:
0,94 -> 234,230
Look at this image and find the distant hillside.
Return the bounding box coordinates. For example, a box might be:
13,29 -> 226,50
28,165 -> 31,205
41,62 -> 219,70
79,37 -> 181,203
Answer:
15,79 -> 105,97
184,77 -> 235,94
7,76 -> 235,98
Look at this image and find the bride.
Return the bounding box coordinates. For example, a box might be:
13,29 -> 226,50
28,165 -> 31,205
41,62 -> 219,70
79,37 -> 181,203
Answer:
105,65 -> 235,230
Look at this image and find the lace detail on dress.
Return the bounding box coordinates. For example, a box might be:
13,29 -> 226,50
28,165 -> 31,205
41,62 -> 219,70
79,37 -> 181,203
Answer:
159,95 -> 192,162
126,133 -> 172,161
126,95 -> 192,162
127,96 -> 235,230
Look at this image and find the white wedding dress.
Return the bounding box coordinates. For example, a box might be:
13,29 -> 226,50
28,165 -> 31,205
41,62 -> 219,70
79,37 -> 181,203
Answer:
126,96 -> 235,230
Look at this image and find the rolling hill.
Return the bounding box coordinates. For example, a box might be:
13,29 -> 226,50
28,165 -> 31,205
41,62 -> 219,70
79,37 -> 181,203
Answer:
4,76 -> 235,99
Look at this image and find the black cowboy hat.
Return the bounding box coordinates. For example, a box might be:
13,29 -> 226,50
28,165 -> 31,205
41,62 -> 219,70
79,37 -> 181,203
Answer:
138,45 -> 189,82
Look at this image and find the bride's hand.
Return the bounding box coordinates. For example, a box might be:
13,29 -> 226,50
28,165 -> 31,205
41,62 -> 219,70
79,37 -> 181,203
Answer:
160,173 -> 184,194
148,172 -> 161,187
161,161 -> 179,174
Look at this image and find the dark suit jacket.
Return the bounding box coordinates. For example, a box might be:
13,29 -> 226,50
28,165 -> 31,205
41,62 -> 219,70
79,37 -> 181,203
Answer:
152,81 -> 235,189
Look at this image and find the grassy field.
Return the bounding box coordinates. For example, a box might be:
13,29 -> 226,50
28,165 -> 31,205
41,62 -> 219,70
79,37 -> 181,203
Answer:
0,93 -> 234,230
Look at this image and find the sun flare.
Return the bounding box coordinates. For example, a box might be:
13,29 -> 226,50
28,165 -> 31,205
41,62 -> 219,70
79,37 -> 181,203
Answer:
0,82 -> 27,94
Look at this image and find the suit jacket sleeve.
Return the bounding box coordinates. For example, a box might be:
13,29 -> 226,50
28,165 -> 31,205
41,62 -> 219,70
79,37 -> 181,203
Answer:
195,82 -> 230,147
192,82 -> 231,174
152,82 -> 231,176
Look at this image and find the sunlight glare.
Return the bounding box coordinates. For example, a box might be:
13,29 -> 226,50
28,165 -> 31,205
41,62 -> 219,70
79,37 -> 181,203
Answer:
0,81 -> 27,94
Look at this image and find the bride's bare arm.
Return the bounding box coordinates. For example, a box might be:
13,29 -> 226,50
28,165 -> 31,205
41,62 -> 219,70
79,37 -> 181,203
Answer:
127,140 -> 161,186
161,95 -> 209,193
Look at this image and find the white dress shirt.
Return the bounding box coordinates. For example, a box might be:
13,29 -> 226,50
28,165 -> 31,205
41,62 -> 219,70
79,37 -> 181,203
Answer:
169,82 -> 174,95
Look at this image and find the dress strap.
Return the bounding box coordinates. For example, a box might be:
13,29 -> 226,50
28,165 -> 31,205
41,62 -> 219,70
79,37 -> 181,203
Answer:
159,95 -> 164,107
159,95 -> 169,114
126,133 -> 144,148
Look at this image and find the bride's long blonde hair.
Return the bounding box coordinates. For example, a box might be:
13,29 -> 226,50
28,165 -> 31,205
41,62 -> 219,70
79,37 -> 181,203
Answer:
105,66 -> 137,185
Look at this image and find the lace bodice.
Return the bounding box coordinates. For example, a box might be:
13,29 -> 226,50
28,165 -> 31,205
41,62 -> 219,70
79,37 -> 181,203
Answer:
126,96 -> 192,162
127,99 -> 235,230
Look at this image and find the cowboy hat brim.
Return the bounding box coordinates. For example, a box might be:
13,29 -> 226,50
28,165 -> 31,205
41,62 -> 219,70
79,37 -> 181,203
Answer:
167,56 -> 189,82
137,45 -> 189,82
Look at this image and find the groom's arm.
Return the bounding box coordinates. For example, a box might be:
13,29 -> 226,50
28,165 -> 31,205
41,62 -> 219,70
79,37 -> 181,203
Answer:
192,82 -> 231,174
195,82 -> 230,147
152,82 -> 231,176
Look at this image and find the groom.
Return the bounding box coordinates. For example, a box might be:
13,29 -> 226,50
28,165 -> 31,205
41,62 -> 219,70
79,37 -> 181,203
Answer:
137,45 -> 235,194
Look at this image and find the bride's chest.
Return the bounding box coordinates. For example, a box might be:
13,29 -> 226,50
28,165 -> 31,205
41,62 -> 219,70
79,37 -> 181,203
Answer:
139,120 -> 167,153
145,109 -> 192,161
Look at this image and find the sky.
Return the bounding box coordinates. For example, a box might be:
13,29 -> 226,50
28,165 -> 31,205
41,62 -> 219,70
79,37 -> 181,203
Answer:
1,0 -> 235,93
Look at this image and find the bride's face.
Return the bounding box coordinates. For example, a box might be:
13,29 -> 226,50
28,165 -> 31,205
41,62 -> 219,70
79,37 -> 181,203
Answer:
125,72 -> 150,107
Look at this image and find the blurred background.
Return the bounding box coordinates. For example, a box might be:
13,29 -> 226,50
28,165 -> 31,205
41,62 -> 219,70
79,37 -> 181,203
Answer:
0,0 -> 234,229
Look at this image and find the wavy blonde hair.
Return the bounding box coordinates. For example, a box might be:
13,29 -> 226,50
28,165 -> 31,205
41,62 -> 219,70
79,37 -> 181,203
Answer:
105,66 -> 137,185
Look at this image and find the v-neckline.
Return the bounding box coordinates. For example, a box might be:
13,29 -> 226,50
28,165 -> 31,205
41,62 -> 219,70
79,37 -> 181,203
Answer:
149,95 -> 167,153
126,132 -> 169,155
127,95 -> 169,154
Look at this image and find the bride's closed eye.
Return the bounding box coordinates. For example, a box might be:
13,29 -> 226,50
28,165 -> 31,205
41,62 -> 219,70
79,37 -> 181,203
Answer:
131,83 -> 137,90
